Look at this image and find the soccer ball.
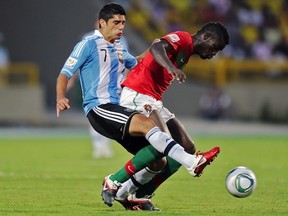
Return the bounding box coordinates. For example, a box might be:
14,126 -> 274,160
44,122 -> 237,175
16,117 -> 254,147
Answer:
225,166 -> 257,198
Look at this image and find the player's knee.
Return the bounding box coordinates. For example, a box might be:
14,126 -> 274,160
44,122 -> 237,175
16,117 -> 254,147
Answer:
129,114 -> 156,135
148,157 -> 167,172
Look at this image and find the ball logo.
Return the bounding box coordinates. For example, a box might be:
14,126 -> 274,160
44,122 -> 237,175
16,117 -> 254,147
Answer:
235,173 -> 254,193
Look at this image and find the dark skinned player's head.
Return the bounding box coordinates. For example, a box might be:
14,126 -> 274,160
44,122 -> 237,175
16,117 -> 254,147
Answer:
193,22 -> 229,59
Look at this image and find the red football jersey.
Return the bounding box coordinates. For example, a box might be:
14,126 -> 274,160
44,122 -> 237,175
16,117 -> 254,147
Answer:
122,31 -> 194,100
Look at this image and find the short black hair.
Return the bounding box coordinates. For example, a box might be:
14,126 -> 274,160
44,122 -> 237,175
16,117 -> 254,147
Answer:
98,3 -> 126,22
199,22 -> 230,49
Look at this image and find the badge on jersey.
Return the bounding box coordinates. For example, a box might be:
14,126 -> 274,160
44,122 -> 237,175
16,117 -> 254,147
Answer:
116,50 -> 124,64
166,34 -> 180,43
65,57 -> 78,69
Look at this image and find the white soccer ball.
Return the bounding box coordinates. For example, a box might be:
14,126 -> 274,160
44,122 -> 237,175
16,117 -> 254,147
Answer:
225,166 -> 257,198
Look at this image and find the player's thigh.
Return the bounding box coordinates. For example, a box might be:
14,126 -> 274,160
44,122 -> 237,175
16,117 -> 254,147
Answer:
166,117 -> 196,154
87,103 -> 137,140
149,110 -> 170,135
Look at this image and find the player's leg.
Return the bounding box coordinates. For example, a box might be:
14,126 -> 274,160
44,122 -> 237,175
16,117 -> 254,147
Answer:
119,87 -> 199,175
96,104 -> 218,207
105,112 -> 213,208
102,144 -> 167,207
119,116 -> 219,210
110,111 -> 202,186
117,117 -> 194,209
133,117 -> 196,198
111,116 -> 194,193
115,90 -> 171,208
87,105 -> 167,207
103,112 -> 204,179
119,88 -> 201,177
128,112 -> 205,174
115,110 -> 169,209
87,105 -> 166,178
115,91 -> 218,209
89,126 -> 114,158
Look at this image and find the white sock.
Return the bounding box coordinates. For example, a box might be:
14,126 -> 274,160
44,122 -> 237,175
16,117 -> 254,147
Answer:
116,178 -> 137,201
146,127 -> 196,170
116,167 -> 159,201
134,167 -> 160,184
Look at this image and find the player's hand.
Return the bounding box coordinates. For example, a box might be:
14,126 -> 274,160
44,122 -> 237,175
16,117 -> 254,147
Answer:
152,38 -> 161,45
56,98 -> 70,117
168,67 -> 186,83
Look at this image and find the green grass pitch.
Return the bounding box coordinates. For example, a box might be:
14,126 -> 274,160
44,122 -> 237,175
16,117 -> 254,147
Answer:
0,130 -> 287,216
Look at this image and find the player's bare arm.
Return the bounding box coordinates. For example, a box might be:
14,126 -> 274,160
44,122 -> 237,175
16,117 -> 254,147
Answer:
150,39 -> 186,83
56,73 -> 70,117
136,38 -> 161,62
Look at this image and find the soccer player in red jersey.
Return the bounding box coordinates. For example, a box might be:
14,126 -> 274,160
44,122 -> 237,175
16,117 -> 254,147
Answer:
115,22 -> 229,210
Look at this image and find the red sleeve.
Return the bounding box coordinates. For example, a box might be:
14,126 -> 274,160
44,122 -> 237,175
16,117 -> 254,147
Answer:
162,31 -> 193,52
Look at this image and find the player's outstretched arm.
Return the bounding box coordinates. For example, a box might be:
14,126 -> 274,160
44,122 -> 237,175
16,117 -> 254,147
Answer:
56,73 -> 70,117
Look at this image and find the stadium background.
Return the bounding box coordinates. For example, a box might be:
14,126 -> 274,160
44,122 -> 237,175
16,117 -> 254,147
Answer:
1,2 -> 287,215
0,0 -> 288,126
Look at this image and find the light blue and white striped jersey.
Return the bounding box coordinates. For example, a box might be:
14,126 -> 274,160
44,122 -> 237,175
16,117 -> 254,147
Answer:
60,30 -> 137,115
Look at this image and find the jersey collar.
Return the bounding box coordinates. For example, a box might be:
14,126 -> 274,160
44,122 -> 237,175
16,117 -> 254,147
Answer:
94,30 -> 103,38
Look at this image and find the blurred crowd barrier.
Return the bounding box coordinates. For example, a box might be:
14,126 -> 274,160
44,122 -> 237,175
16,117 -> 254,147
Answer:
185,57 -> 288,86
1,58 -> 287,124
0,62 -> 45,124
0,62 -> 39,86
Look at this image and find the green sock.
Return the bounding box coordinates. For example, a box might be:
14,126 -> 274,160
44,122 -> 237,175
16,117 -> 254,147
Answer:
110,145 -> 164,182
135,157 -> 181,198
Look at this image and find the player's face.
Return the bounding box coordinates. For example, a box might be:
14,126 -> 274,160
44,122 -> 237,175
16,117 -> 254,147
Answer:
100,15 -> 126,43
199,40 -> 221,59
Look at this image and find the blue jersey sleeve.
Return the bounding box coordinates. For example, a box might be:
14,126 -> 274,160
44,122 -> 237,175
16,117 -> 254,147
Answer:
60,40 -> 91,79
124,51 -> 137,69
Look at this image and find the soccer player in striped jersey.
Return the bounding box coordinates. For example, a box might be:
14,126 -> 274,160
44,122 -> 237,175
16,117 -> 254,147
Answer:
56,3 -> 220,210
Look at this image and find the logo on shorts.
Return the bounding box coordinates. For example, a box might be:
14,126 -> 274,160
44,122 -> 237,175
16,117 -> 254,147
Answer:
144,104 -> 152,113
124,107 -> 134,112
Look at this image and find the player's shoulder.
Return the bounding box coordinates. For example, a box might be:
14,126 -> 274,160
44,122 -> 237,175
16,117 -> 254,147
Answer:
82,30 -> 104,43
115,39 -> 128,51
165,30 -> 189,36
170,31 -> 191,39
163,31 -> 191,43
75,38 -> 93,50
